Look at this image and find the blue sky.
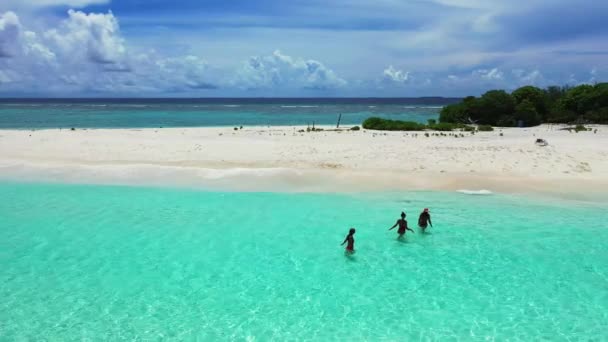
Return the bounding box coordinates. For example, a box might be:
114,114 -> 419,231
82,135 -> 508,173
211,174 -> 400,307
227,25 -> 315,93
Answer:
0,0 -> 606,97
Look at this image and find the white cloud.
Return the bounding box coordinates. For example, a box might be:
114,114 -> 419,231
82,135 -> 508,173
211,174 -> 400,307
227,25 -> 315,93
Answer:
512,69 -> 542,85
473,68 -> 504,80
382,65 -> 410,83
44,10 -> 126,64
152,55 -> 216,90
1,0 -> 109,11
0,11 -> 21,58
232,50 -> 346,90
2,12 -> 348,95
0,10 -> 222,94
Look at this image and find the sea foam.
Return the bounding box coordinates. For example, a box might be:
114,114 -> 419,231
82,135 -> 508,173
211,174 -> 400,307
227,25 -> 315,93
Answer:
457,189 -> 493,195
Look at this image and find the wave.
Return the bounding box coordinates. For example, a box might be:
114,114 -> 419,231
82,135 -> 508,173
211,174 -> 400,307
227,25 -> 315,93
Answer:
222,105 -> 241,108
197,167 -> 301,180
120,104 -> 150,108
280,105 -> 319,108
403,106 -> 444,109
457,189 -> 493,195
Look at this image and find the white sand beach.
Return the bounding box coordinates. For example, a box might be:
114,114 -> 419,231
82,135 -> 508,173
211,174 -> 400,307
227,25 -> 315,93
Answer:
1,125 -> 607,196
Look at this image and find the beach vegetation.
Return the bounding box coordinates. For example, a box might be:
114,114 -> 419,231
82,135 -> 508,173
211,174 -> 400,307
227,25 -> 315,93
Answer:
362,117 -> 472,132
427,119 -> 437,125
428,122 -> 462,131
514,99 -> 542,127
478,125 -> 494,132
362,117 -> 426,131
350,126 -> 360,131
440,83 -> 608,127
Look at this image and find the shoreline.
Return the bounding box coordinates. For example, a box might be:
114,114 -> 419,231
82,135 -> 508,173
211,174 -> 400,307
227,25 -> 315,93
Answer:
1,125 -> 607,200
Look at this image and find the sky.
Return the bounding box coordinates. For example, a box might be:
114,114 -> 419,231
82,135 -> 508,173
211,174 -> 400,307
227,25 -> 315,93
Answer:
0,0 -> 606,97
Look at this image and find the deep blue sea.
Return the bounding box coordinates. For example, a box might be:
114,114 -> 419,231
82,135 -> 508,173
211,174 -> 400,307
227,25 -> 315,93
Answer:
0,98 -> 456,129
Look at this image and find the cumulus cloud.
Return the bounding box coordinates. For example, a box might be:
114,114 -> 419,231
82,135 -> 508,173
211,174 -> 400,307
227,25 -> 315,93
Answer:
44,10 -> 126,65
1,11 -> 349,95
0,11 -> 21,58
0,10 -> 222,94
473,68 -> 504,81
232,50 -> 346,90
511,69 -> 543,85
1,0 -> 109,10
383,65 -> 410,83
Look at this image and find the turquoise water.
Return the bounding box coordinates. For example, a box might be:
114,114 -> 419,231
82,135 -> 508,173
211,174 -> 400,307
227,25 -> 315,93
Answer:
0,100 -> 446,129
1,182 -> 607,340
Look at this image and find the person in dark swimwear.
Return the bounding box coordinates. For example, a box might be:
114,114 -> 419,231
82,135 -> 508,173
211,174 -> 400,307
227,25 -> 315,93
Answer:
418,208 -> 433,232
341,228 -> 356,253
389,212 -> 414,238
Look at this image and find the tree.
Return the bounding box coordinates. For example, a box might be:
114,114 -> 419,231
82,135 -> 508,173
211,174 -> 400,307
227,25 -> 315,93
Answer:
560,84 -> 594,113
584,107 -> 608,124
475,90 -> 516,125
438,83 -> 608,126
439,103 -> 467,123
512,86 -> 547,118
514,99 -> 541,127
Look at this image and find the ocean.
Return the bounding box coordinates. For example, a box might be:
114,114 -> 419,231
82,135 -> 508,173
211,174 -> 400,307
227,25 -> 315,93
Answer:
0,98 -> 455,129
2,181 -> 607,340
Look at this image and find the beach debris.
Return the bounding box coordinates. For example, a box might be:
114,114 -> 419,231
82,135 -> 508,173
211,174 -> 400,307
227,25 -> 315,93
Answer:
535,138 -> 548,146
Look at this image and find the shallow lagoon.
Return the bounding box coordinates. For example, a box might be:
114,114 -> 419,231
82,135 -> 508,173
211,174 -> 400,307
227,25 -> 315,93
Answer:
1,182 -> 607,340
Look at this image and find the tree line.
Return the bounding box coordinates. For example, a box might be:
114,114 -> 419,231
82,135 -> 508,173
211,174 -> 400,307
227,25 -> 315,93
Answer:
440,83 -> 608,127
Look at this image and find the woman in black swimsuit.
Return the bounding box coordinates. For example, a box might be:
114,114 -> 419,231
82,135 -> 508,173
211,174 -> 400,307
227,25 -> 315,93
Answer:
341,228 -> 356,253
389,212 -> 415,238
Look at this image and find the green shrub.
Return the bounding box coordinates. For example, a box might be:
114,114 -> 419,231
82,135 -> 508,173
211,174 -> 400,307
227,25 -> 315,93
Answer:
427,119 -> 437,125
497,116 -> 516,127
478,125 -> 494,132
350,126 -> 360,131
463,125 -> 476,132
439,103 -> 468,123
362,117 -> 426,131
428,122 -> 458,131
584,107 -> 608,124
546,109 -> 579,123
574,124 -> 588,132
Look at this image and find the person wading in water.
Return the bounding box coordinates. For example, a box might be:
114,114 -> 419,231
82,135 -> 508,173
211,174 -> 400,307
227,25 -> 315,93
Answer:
389,212 -> 415,238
